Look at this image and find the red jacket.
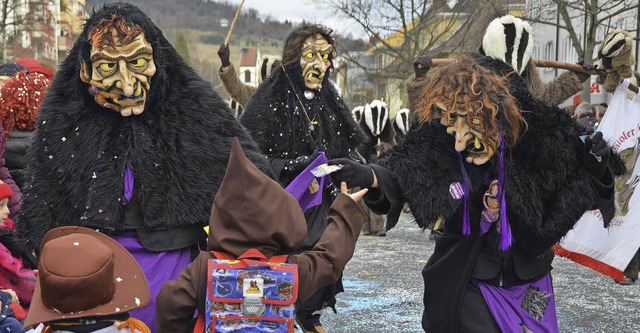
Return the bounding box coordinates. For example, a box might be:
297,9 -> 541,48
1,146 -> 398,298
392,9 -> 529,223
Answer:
0,237 -> 35,306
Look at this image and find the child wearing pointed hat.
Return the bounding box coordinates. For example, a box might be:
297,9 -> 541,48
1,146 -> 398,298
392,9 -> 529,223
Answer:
155,138 -> 367,332
23,226 -> 151,333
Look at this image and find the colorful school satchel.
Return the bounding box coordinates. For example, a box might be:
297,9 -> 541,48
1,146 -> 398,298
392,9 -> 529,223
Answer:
200,248 -> 298,333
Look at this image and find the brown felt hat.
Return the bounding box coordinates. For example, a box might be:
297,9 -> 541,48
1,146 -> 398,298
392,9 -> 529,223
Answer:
24,226 -> 150,328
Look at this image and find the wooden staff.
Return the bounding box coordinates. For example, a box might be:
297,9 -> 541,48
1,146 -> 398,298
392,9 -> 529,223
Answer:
431,58 -> 640,94
224,0 -> 246,46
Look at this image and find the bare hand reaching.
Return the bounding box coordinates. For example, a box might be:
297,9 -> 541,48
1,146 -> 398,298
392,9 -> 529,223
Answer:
341,182 -> 368,202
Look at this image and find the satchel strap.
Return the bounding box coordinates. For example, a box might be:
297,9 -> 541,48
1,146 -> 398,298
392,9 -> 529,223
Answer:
212,249 -> 288,264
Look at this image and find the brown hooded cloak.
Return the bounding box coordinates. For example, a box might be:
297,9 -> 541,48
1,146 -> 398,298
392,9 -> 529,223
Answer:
155,138 -> 364,332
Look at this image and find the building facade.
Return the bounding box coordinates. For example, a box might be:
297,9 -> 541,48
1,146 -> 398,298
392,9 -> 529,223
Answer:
527,0 -> 639,106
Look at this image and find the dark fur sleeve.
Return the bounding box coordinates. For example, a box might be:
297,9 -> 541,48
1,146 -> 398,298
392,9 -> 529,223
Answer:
373,123 -> 461,229
505,108 -> 600,256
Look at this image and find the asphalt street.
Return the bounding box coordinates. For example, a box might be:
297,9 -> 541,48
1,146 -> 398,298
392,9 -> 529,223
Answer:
321,212 -> 640,333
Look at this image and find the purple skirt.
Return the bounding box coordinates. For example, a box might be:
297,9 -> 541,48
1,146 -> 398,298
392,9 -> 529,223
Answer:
113,232 -> 191,332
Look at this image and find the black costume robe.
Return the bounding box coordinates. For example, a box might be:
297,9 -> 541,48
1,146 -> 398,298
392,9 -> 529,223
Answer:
366,58 -> 619,332
17,3 -> 271,253
240,64 -> 365,313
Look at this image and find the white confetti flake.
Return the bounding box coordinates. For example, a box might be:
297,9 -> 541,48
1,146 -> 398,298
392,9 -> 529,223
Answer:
61,137 -> 66,142
116,277 -> 123,282
135,297 -> 141,306
73,242 -> 79,246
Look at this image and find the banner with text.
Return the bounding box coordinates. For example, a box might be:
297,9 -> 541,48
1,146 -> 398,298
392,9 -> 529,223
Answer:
555,80 -> 640,281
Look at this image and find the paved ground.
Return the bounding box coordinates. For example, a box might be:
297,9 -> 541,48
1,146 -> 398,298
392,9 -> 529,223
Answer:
321,212 -> 640,333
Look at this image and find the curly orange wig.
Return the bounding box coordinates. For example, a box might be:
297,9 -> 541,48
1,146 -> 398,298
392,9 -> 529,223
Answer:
417,57 -> 525,147
0,71 -> 50,134
88,14 -> 143,49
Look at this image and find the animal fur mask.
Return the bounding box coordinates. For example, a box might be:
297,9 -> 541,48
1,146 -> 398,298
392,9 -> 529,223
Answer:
418,58 -> 524,165
480,15 -> 533,75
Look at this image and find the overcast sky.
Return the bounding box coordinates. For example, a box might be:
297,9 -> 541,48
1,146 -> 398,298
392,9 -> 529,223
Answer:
223,0 -> 366,38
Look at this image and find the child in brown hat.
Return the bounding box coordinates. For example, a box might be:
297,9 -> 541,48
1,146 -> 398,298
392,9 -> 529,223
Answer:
23,226 -> 151,333
156,138 -> 367,332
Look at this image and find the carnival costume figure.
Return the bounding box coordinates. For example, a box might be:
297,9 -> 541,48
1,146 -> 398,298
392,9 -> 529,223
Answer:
330,58 -> 619,332
240,24 -> 365,332
17,3 -> 270,330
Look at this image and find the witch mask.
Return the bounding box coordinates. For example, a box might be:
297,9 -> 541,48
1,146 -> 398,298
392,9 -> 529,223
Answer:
299,34 -> 332,90
418,59 -> 524,165
436,93 -> 499,165
80,16 -> 156,117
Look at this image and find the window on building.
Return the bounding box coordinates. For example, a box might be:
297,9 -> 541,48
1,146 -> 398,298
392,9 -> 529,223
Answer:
375,54 -> 384,70
562,37 -> 578,63
244,70 -> 251,83
543,41 -> 554,61
542,41 -> 555,71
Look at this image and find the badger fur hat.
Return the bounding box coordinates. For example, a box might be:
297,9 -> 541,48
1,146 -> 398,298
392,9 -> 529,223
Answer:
596,29 -> 635,93
364,100 -> 389,136
394,108 -> 410,135
351,105 -> 365,123
480,15 -> 533,75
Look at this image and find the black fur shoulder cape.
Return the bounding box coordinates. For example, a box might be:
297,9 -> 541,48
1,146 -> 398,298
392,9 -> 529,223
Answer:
378,57 -> 619,257
240,65 -> 365,160
18,3 -> 270,250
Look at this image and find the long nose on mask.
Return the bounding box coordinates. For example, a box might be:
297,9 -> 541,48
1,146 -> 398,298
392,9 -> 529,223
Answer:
115,59 -> 136,97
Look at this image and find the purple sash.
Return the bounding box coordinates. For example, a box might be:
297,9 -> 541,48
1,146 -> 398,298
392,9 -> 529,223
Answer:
285,152 -> 328,212
474,274 -> 558,332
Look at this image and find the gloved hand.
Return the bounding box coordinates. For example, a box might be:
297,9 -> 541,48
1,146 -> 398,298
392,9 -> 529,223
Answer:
576,59 -> 597,83
327,158 -> 374,189
413,55 -> 433,78
581,131 -> 610,179
218,43 -> 231,68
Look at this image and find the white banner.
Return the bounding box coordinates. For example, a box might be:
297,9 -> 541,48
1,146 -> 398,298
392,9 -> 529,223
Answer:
555,80 -> 640,281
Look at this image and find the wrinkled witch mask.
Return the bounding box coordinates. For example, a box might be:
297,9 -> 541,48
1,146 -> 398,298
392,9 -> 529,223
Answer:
436,92 -> 499,165
299,34 -> 332,90
80,19 -> 156,117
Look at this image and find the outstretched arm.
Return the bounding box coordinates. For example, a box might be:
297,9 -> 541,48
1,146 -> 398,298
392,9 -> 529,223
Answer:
217,44 -> 257,108
291,187 -> 366,303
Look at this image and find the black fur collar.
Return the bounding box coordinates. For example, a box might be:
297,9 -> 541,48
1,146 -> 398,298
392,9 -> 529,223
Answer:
240,65 -> 365,160
381,106 -> 602,257
17,3 -> 271,250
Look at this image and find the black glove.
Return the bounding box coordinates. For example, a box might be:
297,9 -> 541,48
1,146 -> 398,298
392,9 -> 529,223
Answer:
327,158 -> 374,189
581,131 -> 610,179
576,59 -> 597,83
413,55 -> 433,78
218,43 -> 231,67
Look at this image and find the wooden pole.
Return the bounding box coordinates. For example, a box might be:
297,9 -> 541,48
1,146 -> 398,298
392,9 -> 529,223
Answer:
430,58 -> 639,94
224,0 -> 246,46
